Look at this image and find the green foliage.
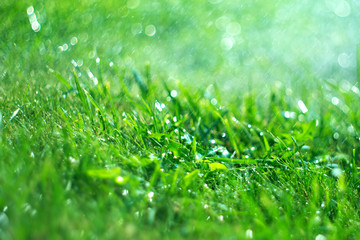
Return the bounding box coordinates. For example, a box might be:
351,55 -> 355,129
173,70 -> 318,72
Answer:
1,0 -> 360,239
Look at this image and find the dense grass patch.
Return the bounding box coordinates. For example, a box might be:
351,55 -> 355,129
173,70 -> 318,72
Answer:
1,0 -> 360,239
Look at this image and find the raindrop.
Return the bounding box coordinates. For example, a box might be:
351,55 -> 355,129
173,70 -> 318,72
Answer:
333,132 -> 339,139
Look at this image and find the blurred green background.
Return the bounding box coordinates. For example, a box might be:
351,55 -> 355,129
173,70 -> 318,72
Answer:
1,0 -> 359,93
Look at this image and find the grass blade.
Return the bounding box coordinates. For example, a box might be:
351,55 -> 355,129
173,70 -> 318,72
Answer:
54,72 -> 72,90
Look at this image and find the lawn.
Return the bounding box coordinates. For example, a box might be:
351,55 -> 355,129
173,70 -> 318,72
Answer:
1,0 -> 360,239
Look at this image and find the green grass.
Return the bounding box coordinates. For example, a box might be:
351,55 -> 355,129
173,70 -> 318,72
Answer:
1,0 -> 360,239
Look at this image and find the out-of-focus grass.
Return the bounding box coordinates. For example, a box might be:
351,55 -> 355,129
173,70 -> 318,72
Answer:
1,0 -> 359,91
1,0 -> 360,239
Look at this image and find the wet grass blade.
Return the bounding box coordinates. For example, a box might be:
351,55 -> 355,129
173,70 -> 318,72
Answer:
54,72 -> 72,90
357,44 -> 360,86
132,69 -> 149,97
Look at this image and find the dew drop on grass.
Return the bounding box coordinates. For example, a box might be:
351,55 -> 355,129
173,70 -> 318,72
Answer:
70,37 -> 78,45
298,100 -> 308,113
245,229 -> 253,239
315,234 -> 327,240
331,97 -> 339,105
147,192 -> 154,202
170,90 -> 178,98
352,86 -> 359,94
331,168 -> 343,177
71,59 -> 78,67
221,37 -> 234,50
27,6 -> 34,15
145,25 -> 156,37
211,98 -> 217,105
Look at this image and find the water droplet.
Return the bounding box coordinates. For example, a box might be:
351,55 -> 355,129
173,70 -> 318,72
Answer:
221,37 -> 234,50
211,98 -> 218,105
116,176 -> 124,183
245,229 -> 253,239
70,37 -> 78,45
27,6 -> 34,15
170,90 -> 178,98
331,97 -> 339,105
155,101 -> 163,112
297,100 -> 308,113
147,192 -> 154,202
315,234 -> 327,240
145,25 -> 156,37
31,21 -> 41,32
352,86 -> 359,94
331,167 -> 342,177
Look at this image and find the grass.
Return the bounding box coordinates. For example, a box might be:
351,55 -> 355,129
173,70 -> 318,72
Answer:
1,0 -> 360,239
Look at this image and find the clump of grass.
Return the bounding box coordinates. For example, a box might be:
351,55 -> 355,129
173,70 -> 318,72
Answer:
1,1 -> 360,239
1,59 -> 360,239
